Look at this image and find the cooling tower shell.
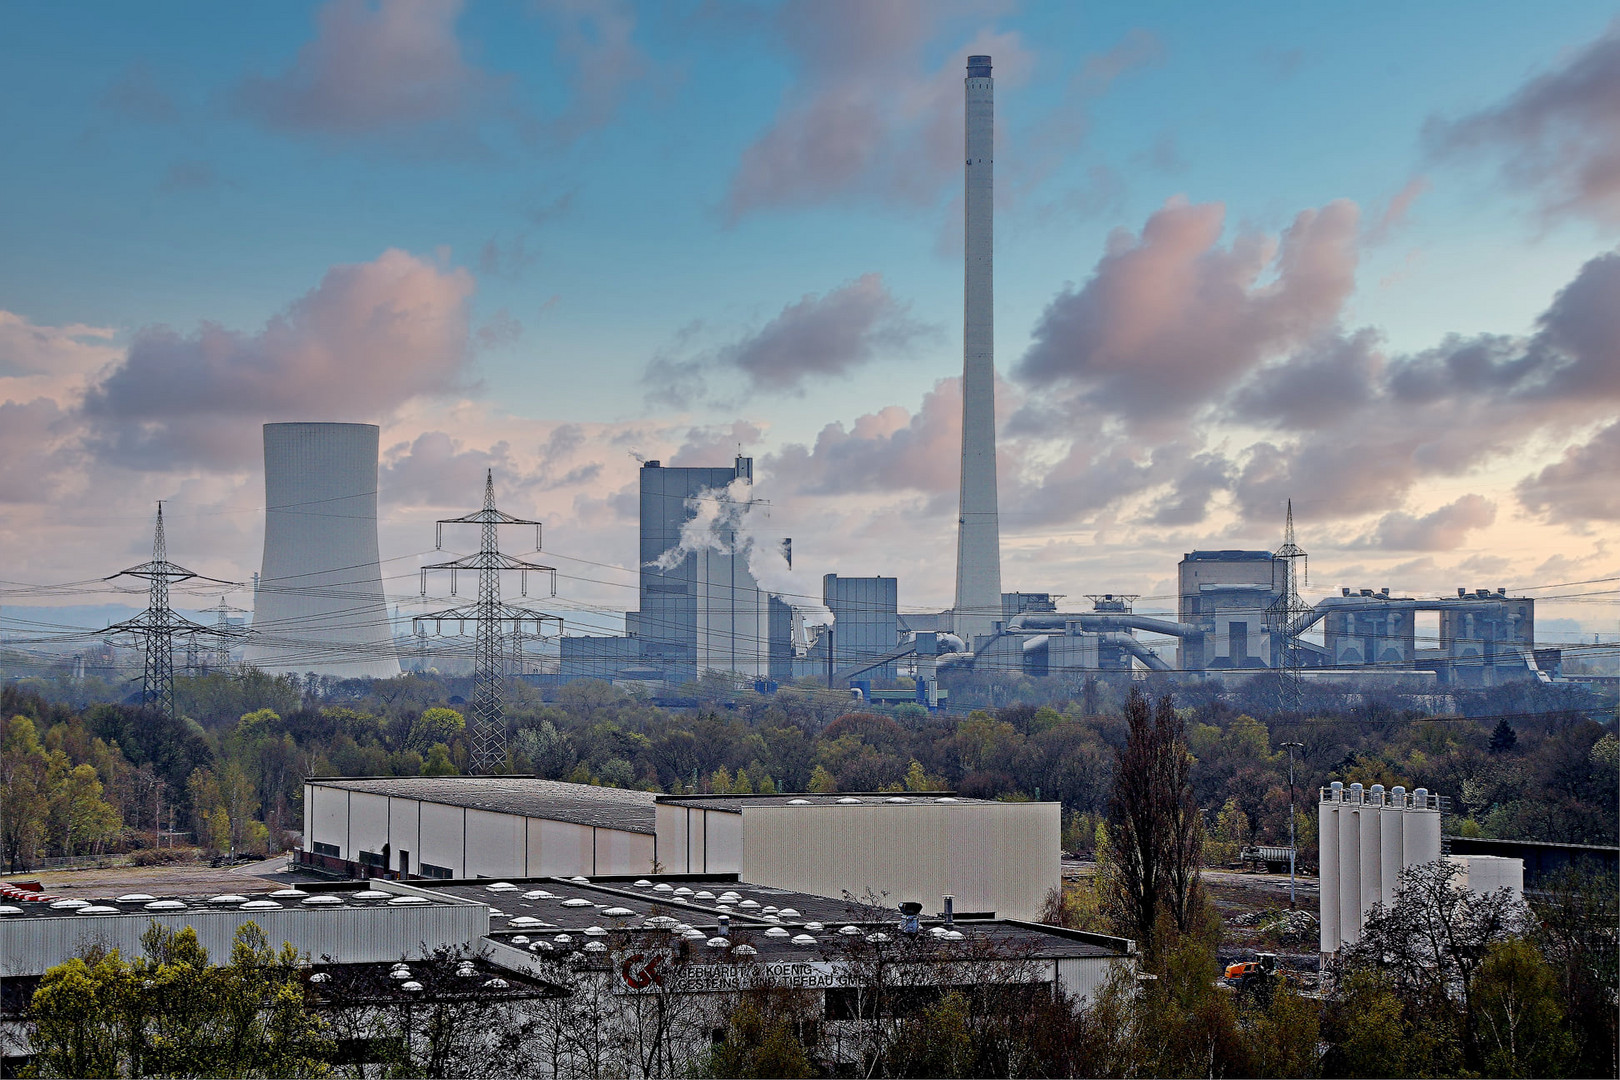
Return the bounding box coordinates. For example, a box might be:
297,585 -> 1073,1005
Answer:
243,422 -> 400,679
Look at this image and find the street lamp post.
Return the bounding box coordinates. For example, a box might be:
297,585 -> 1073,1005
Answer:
1281,741 -> 1304,907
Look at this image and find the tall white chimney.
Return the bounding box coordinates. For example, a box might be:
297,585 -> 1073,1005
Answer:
954,54 -> 1003,644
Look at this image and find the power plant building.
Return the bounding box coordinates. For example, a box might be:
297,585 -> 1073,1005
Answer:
1176,550 -> 1282,672
562,457 -> 769,685
244,422 -> 399,680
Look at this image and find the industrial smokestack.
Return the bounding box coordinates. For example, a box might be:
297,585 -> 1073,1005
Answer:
954,54 -> 1002,644
243,422 -> 400,679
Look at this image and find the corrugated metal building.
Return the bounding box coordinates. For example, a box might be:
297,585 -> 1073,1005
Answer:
299,776 -> 657,880
0,880 -> 486,977
653,793 -> 1061,922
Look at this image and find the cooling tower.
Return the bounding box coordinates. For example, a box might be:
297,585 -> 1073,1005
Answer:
243,422 -> 400,679
954,54 -> 1003,643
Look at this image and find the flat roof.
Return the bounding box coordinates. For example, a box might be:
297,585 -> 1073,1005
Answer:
0,883 -> 459,921
1183,550 -> 1274,561
421,876 -> 1123,962
654,792 -> 999,813
308,776 -> 657,834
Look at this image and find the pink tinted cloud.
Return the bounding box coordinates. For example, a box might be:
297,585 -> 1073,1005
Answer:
237,0 -> 497,143
1359,494 -> 1498,551
81,249 -> 475,467
1016,197 -> 1360,423
1426,19 -> 1620,225
726,1 -> 1030,216
1517,420 -> 1620,523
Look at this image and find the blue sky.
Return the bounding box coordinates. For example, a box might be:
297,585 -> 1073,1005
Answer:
1,0 -> 1616,640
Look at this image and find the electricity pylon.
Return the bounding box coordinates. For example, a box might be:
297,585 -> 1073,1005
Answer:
101,504 -> 237,718
1266,500 -> 1311,712
416,473 -> 562,774
199,595 -> 250,670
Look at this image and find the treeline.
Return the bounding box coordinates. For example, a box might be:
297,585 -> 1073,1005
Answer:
2,671 -> 1616,870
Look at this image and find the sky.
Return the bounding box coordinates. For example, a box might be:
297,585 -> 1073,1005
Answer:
0,0 -> 1617,643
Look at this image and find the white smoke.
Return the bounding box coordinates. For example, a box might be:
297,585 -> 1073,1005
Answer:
650,478 -> 834,627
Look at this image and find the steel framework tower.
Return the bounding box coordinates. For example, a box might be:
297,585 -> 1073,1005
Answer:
954,53 -> 1003,643
416,473 -> 562,774
101,504 -> 236,717
200,595 -> 249,669
1266,500 -> 1311,711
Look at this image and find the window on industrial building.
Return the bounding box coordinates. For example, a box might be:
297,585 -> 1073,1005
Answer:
358,850 -> 386,868
312,841 -> 340,857
418,862 -> 454,880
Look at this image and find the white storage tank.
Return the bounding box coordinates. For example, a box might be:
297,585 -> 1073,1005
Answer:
1359,784 -> 1383,916
1338,783 -> 1363,946
1319,783 -> 1340,954
1379,785 -> 1406,908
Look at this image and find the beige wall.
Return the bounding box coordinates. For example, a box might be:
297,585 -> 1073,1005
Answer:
738,802 -> 1060,921
654,804 -> 742,874
304,784 -> 654,879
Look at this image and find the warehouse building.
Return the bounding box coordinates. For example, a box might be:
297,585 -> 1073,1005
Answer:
298,776 -> 657,880
653,793 -> 1060,922
298,781 -> 1061,922
0,878 -> 487,978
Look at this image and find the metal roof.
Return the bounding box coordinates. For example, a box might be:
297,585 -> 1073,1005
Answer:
422,877 -> 1123,962
654,792 -> 991,813
307,776 -> 657,834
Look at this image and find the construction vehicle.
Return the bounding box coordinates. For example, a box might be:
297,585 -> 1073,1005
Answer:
1222,953 -> 1279,998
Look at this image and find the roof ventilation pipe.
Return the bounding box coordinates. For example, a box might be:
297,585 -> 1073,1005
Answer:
717,914 -> 730,939
899,901 -> 922,935
943,895 -> 954,928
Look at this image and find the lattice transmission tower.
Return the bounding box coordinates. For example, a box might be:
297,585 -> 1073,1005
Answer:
199,595 -> 250,670
101,503 -> 239,717
416,473 -> 562,774
1265,500 -> 1312,712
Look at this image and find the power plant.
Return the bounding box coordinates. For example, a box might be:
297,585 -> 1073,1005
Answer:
17,54 -> 1586,704
243,422 -> 400,680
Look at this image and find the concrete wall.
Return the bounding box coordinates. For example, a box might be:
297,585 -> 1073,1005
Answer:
737,801 -> 1060,921
304,783 -> 654,879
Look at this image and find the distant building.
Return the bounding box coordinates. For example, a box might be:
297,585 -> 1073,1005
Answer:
1177,550 -> 1281,671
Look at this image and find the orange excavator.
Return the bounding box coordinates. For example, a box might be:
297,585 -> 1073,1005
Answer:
1223,953 -> 1279,997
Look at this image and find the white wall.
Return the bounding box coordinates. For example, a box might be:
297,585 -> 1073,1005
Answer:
737,802 -> 1060,921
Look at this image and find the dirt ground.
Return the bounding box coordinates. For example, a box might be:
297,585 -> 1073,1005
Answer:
1064,857 -> 1323,972
1,854 -> 325,898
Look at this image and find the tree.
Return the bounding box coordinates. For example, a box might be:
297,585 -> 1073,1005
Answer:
49,761 -> 122,857
1490,718 -> 1519,754
1106,688 -> 1206,952
1338,858 -> 1529,1071
422,743 -> 458,776
1473,938 -> 1577,1078
28,921 -> 330,1078
1,714 -> 51,870
409,707 -> 465,753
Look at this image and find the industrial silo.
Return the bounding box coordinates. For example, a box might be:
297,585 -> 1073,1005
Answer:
243,422 -> 400,679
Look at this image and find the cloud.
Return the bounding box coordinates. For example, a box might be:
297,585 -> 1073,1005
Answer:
80,249 -> 475,467
642,273 -> 931,402
0,311 -> 120,379
1426,19 -> 1620,225
1366,176 -> 1429,244
534,0 -> 652,142
100,62 -> 177,124
1360,495 -> 1498,551
763,377 -> 962,499
1015,197 -> 1359,424
1517,420 -> 1620,522
160,161 -> 222,193
236,0 -> 502,150
725,2 -> 1030,216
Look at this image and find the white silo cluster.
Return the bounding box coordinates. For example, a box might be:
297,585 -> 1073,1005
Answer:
1319,781 -> 1442,954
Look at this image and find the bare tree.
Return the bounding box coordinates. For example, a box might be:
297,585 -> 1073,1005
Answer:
1106,688 -> 1205,951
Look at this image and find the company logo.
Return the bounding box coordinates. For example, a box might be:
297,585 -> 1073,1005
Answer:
619,953 -> 664,990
